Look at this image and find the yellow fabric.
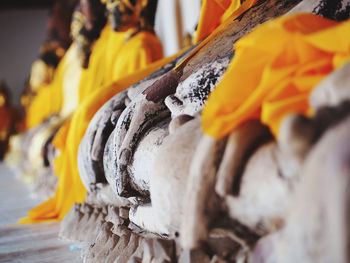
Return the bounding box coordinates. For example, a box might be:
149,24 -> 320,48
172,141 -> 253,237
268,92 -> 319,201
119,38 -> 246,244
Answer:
177,0 -> 257,70
202,13 -> 350,139
195,0 -> 234,43
60,44 -> 82,117
25,44 -> 81,129
28,59 -> 55,93
20,28 -> 165,223
78,25 -> 112,102
195,0 -> 260,43
220,0 -> 242,23
78,26 -> 163,102
25,81 -> 62,130
22,44 -> 80,180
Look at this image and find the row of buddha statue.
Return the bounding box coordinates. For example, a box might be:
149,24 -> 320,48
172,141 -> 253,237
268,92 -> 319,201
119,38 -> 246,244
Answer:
3,0 -> 350,262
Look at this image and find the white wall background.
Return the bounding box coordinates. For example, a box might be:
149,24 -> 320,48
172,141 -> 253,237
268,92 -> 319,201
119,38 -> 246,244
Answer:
0,9 -> 48,106
155,0 -> 201,56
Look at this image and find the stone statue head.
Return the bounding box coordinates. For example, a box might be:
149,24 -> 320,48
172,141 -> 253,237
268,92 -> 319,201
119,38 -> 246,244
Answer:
80,0 -> 107,32
29,0 -> 78,89
105,0 -> 158,32
40,0 -> 78,67
76,0 -> 107,68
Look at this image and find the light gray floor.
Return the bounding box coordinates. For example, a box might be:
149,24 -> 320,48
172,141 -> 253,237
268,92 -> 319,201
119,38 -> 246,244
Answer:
0,163 -> 81,262
0,163 -> 40,227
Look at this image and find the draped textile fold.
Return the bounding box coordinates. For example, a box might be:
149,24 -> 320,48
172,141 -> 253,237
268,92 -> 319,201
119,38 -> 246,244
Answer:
195,0 -> 259,43
202,13 -> 350,139
25,43 -> 81,129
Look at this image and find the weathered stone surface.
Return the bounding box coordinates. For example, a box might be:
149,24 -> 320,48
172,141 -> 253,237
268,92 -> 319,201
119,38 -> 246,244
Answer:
78,47 -> 196,193
129,118 -> 202,237
165,56 -> 231,118
253,115 -> 350,263
310,62 -> 350,109
71,1 -> 350,263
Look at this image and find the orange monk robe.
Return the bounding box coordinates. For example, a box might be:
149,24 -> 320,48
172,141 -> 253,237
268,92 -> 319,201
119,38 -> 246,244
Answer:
25,43 -> 82,129
77,25 -> 111,103
195,0 -> 260,43
25,77 -> 62,129
195,0 -> 238,43
202,13 -> 350,139
79,26 -> 163,102
20,28 -> 165,223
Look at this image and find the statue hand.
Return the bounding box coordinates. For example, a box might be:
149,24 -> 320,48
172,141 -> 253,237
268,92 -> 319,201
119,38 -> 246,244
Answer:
78,90 -> 127,191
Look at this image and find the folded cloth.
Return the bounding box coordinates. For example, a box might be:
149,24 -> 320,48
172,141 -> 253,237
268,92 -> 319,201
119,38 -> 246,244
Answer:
202,13 -> 350,138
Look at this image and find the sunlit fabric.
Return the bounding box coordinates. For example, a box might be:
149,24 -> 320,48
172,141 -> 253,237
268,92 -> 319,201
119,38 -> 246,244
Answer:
25,43 -> 81,129
202,13 -> 350,139
28,59 -> 55,93
195,0 -> 234,43
195,0 -> 259,43
78,26 -> 163,102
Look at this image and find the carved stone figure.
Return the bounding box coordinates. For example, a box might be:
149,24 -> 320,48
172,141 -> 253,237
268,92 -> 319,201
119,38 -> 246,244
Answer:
64,0 -> 350,262
76,0 -> 107,68
79,0 -> 304,197
5,0 -> 106,200
22,0 -> 78,110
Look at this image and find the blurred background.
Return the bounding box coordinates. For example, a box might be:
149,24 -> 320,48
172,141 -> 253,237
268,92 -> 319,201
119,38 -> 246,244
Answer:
0,1 -> 51,106
0,0 -> 201,107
